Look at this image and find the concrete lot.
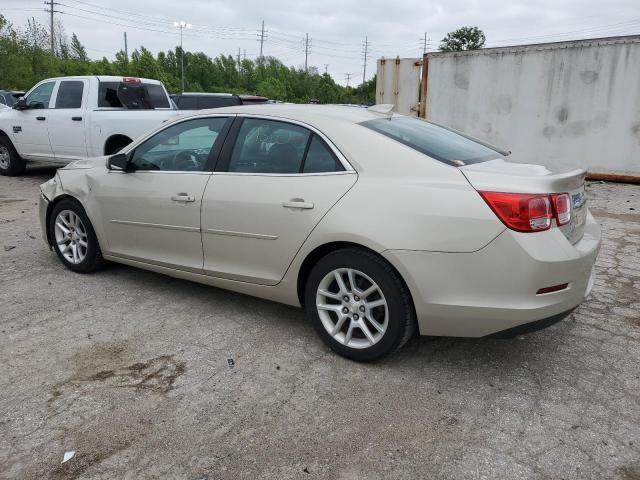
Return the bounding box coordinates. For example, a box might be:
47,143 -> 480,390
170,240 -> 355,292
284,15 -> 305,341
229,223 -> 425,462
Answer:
0,164 -> 638,480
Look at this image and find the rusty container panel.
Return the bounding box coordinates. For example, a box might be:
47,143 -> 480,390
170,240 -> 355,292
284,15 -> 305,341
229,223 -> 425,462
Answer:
375,57 -> 422,116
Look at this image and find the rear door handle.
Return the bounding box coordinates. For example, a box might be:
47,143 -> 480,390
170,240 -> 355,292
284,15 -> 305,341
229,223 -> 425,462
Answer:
171,193 -> 195,203
282,199 -> 314,209
72,116 -> 82,121
36,116 -> 45,121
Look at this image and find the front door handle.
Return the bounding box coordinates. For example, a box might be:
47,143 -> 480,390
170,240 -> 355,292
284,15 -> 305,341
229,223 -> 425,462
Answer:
36,116 -> 46,121
72,116 -> 82,121
171,193 -> 195,203
282,198 -> 314,209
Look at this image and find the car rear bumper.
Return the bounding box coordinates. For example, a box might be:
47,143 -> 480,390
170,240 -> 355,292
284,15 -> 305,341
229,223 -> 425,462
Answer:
383,210 -> 601,337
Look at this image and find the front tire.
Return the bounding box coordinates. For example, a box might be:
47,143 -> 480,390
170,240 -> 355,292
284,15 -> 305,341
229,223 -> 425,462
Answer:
49,198 -> 105,273
304,248 -> 416,362
0,137 -> 26,176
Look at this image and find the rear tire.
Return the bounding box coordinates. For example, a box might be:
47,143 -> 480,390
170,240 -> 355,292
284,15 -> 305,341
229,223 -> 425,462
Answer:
49,198 -> 106,273
304,248 -> 416,362
0,137 -> 26,176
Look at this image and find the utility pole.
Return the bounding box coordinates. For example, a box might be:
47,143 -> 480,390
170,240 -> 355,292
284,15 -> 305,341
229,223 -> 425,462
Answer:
304,33 -> 310,73
344,73 -> 352,88
258,20 -> 266,63
124,31 -> 128,60
361,36 -> 369,88
44,0 -> 59,56
173,21 -> 191,93
420,32 -> 430,54
324,64 -> 328,74
237,48 -> 241,66
243,49 -> 246,60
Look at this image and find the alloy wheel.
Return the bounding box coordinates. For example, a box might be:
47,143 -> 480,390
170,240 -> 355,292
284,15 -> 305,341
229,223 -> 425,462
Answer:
315,268 -> 388,349
54,210 -> 89,264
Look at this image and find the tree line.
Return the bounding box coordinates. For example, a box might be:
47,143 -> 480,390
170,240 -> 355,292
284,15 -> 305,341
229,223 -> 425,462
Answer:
0,15 -> 375,104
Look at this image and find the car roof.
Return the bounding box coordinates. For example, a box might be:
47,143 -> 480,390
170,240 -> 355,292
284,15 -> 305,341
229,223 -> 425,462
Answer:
191,104 -> 389,126
174,92 -> 237,97
28,76 -> 163,85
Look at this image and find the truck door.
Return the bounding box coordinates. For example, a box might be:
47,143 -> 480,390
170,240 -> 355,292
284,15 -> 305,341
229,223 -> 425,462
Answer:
48,79 -> 89,161
11,81 -> 56,160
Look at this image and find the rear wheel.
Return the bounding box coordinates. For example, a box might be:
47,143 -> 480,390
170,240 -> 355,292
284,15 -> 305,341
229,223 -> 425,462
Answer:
0,137 -> 26,176
305,248 -> 416,362
49,199 -> 105,273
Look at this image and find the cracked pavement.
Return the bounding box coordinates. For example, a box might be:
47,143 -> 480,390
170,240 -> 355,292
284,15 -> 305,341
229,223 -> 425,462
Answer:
0,165 -> 639,479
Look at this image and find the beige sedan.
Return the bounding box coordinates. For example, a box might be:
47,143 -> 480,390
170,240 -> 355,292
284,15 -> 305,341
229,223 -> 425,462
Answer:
39,105 -> 600,361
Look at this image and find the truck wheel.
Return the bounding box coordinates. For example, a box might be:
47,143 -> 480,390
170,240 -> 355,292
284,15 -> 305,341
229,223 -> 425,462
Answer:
0,137 -> 26,176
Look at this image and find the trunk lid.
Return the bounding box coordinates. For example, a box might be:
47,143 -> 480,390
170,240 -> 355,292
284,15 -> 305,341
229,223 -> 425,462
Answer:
460,159 -> 587,244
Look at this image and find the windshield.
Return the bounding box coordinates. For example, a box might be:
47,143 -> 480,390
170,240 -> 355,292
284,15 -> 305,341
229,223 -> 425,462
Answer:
360,116 -> 503,166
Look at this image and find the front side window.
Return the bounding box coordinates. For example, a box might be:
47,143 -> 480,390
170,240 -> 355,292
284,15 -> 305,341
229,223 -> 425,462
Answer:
360,116 -> 503,166
26,82 -> 55,109
55,81 -> 84,109
130,117 -> 228,171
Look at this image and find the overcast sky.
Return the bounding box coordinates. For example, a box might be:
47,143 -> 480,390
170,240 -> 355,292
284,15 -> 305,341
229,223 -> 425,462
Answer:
3,0 -> 639,85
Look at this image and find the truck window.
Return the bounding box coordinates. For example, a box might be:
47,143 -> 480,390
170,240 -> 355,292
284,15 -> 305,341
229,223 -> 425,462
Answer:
146,84 -> 170,108
98,82 -> 123,108
26,82 -> 55,109
198,96 -> 241,109
55,81 -> 84,109
178,96 -> 198,109
98,82 -> 170,109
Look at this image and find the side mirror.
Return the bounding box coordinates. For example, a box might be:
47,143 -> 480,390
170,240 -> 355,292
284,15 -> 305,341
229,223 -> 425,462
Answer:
107,153 -> 133,172
13,98 -> 27,110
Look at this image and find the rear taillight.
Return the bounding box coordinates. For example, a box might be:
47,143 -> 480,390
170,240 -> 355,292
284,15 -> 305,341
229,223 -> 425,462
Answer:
552,193 -> 571,226
479,191 -> 571,233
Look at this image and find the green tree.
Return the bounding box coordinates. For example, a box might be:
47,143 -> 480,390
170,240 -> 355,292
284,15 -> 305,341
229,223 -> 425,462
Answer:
439,26 -> 486,51
70,33 -> 87,61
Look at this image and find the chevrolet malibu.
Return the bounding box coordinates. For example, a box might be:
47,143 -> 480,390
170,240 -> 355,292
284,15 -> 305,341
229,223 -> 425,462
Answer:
39,105 -> 601,361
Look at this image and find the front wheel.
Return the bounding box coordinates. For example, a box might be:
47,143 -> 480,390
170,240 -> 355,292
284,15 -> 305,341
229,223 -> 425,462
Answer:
49,199 -> 105,273
305,248 -> 416,362
0,137 -> 26,176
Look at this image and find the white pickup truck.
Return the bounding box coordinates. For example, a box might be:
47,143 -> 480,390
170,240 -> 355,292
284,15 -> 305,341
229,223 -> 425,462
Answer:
0,76 -> 184,176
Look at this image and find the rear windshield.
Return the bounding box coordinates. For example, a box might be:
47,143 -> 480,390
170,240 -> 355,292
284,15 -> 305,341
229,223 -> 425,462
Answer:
98,82 -> 170,109
360,116 -> 503,166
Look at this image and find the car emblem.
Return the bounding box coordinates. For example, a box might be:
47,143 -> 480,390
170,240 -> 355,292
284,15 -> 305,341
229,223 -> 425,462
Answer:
12,125 -> 22,133
571,192 -> 585,209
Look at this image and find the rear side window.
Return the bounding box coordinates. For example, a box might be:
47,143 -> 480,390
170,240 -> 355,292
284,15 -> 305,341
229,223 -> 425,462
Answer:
198,96 -> 241,109
55,81 -> 84,108
303,135 -> 343,173
360,117 -> 503,166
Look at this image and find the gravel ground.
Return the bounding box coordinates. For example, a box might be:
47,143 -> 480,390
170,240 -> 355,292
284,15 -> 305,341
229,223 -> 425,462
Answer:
0,164 -> 639,480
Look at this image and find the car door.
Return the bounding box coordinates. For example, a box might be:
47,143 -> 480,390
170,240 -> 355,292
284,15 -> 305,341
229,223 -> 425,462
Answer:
11,81 -> 56,159
201,116 -> 357,285
91,116 -> 233,271
48,79 -> 88,161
